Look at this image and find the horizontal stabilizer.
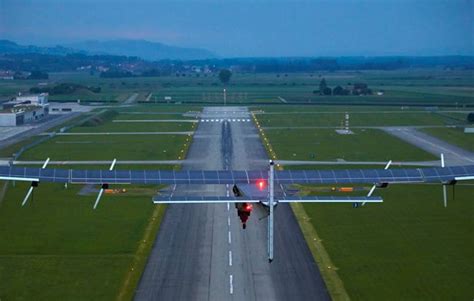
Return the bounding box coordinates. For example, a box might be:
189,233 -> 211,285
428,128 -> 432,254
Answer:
153,196 -> 261,204
279,196 -> 383,203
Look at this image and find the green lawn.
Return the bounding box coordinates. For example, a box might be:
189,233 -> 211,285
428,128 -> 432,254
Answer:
19,134 -> 188,161
2,70 -> 473,106
303,184 -> 474,300
421,127 -> 474,153
70,121 -> 195,133
257,104 -> 473,300
0,182 -> 158,300
264,128 -> 436,161
258,111 -> 456,127
0,104 -> 192,300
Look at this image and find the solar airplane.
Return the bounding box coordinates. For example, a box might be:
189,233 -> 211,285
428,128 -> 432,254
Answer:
1,158 -> 473,262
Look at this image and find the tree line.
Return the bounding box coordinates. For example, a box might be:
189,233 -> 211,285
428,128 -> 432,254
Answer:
315,78 -> 372,96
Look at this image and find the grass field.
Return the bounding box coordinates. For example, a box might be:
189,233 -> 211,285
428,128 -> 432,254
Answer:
257,111 -> 462,127
262,128 -> 436,161
0,182 -> 158,300
254,107 -> 473,300
70,121 -> 195,133
303,184 -> 474,300
421,127 -> 474,152
2,69 -> 473,106
19,134 -> 189,161
0,106 -> 193,300
16,110 -> 194,161
1,69 -> 473,299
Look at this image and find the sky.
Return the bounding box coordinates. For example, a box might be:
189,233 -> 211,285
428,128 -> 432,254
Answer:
0,0 -> 472,57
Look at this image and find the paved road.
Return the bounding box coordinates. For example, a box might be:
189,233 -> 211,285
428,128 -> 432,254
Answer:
123,93 -> 139,105
254,110 -> 473,115
113,119 -> 198,123
134,107 -> 329,301
3,159 -> 440,167
383,127 -> 474,166
38,131 -> 194,136
263,125 -> 457,130
0,160 -> 184,166
0,113 -> 80,151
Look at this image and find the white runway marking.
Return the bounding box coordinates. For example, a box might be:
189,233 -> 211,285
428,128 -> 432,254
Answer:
229,250 -> 233,266
199,118 -> 251,123
228,216 -> 231,226
228,231 -> 232,244
229,275 -> 233,294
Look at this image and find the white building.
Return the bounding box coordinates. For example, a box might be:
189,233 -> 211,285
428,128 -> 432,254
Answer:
0,105 -> 49,126
0,93 -> 49,126
15,93 -> 49,106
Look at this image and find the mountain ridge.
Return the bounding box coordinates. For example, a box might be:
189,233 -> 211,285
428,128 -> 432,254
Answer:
0,39 -> 217,61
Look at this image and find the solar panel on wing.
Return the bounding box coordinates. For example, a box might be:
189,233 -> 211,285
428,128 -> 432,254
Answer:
1,165 -> 474,185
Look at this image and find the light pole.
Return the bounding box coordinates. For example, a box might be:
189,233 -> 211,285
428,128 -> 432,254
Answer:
223,88 -> 227,106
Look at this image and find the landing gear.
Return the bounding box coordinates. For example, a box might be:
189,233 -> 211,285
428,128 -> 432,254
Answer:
242,223 -> 246,229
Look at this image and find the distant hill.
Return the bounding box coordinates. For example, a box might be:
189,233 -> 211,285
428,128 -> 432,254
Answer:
0,39 -> 217,61
0,40 -> 81,56
65,39 -> 217,60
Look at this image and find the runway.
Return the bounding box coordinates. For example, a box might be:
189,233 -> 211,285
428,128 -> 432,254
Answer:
38,131 -> 194,136
134,107 -> 329,300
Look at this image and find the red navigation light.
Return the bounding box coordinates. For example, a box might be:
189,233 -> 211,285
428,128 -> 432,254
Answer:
257,179 -> 266,191
245,203 -> 253,211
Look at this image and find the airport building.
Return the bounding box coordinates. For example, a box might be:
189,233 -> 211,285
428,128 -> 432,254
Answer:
0,93 -> 49,126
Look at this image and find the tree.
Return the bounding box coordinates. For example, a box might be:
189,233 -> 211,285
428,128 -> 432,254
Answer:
319,78 -> 327,95
219,69 -> 232,84
322,87 -> 332,95
333,85 -> 344,95
28,70 -> 49,79
467,113 -> 474,123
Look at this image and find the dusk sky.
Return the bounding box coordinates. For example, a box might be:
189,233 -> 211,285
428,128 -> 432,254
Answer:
1,0 -> 472,57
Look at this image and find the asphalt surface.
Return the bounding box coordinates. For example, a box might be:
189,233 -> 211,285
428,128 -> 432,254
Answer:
0,160 -> 184,166
123,93 -> 139,105
383,127 -> 474,166
38,131 -> 194,136
134,107 -> 329,301
263,125 -> 455,130
0,113 -> 80,151
113,119 -> 198,123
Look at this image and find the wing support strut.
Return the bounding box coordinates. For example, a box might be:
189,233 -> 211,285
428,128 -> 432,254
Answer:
268,160 -> 275,262
364,160 -> 392,206
21,157 -> 49,206
441,153 -> 448,207
93,159 -> 116,209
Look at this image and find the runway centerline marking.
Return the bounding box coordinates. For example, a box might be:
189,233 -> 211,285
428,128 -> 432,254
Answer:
229,250 -> 233,266
229,275 -> 233,294
228,231 -> 232,244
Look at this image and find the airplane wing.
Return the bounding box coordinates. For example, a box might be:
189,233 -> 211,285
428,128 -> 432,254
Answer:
1,165 -> 473,185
